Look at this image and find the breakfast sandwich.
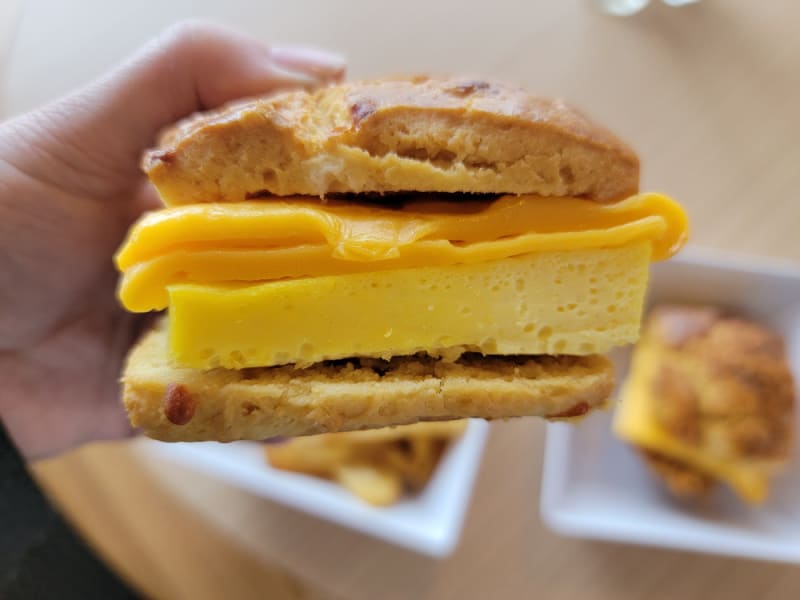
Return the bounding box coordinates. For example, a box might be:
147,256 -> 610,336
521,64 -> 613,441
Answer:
614,305 -> 795,504
265,420 -> 467,506
117,77 -> 688,442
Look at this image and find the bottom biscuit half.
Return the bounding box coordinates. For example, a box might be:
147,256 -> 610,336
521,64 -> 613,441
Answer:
121,323 -> 614,442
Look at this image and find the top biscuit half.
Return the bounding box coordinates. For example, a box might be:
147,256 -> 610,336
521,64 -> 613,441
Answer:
144,76 -> 639,205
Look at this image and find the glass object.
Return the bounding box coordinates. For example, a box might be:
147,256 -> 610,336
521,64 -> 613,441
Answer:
595,0 -> 700,16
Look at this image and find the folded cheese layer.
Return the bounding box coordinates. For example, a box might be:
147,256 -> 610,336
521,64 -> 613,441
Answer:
614,340 -> 775,504
116,193 -> 687,312
168,244 -> 651,369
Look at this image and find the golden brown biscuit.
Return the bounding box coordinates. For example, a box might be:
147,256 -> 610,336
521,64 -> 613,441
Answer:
122,320 -> 613,442
649,307 -> 793,459
144,76 -> 639,205
616,305 -> 795,503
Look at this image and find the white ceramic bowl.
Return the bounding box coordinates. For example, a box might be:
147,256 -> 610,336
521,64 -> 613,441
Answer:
144,419 -> 488,557
541,247 -> 800,563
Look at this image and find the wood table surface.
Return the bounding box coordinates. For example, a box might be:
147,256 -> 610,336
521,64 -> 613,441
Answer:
4,0 -> 800,598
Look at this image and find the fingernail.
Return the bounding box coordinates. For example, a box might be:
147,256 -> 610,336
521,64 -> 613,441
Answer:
265,63 -> 322,89
270,45 -> 346,78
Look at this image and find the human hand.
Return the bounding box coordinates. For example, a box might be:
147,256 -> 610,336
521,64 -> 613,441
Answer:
0,21 -> 345,459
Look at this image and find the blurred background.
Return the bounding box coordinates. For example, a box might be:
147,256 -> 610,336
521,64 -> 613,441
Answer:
2,1 -> 800,599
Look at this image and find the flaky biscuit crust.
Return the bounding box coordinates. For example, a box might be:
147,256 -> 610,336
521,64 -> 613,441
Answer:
144,76 -> 639,205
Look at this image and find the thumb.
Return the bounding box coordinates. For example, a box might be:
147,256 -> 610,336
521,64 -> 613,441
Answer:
8,21 -> 346,199
111,21 -> 346,141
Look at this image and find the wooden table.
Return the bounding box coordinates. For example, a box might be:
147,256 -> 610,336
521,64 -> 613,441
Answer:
4,0 -> 800,598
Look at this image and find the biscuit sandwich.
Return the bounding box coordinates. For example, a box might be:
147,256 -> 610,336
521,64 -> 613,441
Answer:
614,305 -> 795,504
116,76 -> 688,442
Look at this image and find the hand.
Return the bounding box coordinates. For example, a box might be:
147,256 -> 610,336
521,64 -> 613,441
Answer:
0,21 -> 345,459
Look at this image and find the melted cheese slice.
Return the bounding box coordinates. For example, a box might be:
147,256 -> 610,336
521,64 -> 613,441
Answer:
614,341 -> 774,504
116,193 -> 687,312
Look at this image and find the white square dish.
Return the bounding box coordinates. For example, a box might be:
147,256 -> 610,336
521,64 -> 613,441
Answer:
541,247 -> 800,563
142,419 -> 488,557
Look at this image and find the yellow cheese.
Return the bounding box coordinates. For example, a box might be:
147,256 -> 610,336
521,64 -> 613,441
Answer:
116,193 -> 688,312
168,244 -> 651,369
614,341 -> 771,504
